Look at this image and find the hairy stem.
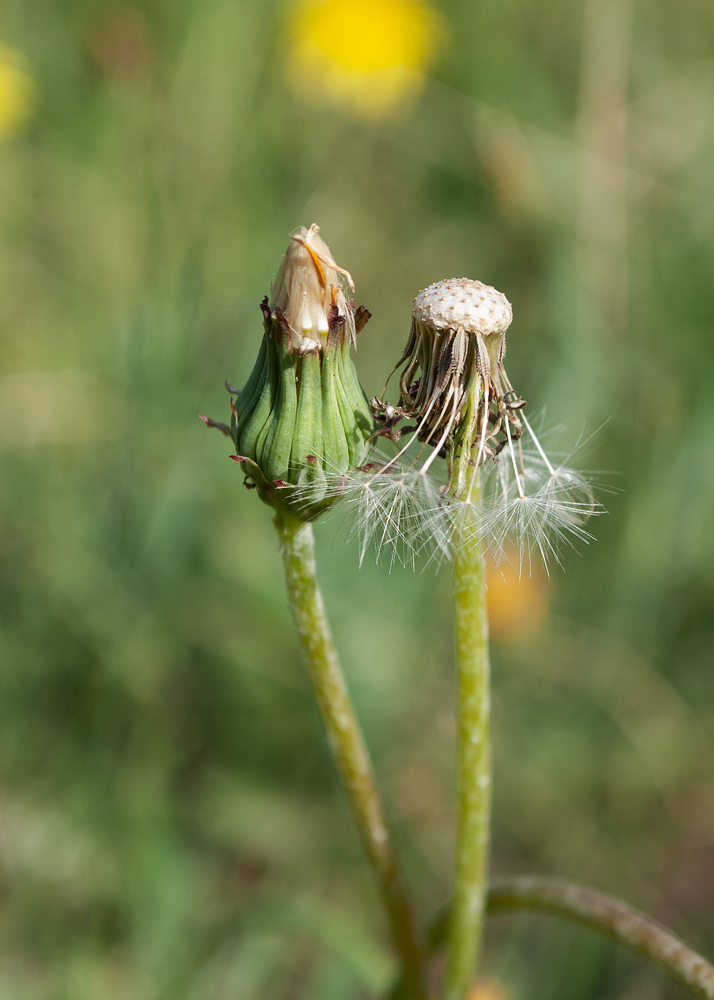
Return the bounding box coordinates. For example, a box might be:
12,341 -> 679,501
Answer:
442,473 -> 491,1000
274,513 -> 429,1000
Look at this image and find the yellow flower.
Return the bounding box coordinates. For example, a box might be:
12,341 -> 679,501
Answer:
0,43 -> 36,138
285,0 -> 445,117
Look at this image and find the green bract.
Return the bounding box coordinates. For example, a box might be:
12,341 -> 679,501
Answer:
205,225 -> 373,521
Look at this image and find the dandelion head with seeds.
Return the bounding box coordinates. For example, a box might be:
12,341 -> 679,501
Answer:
358,276 -> 603,567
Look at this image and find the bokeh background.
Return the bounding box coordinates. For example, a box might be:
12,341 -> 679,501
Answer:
1,0 -> 713,997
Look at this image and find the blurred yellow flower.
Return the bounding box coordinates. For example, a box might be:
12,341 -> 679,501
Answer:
286,0 -> 445,117
486,549 -> 550,640
468,978 -> 510,1000
0,43 -> 36,138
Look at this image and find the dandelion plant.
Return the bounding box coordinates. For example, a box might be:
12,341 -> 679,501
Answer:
368,277 -> 600,999
205,227 -> 714,1000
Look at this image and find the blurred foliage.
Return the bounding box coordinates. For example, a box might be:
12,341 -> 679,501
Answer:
0,0 -> 713,997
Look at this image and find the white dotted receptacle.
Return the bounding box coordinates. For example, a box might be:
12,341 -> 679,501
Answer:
413,278 -> 512,336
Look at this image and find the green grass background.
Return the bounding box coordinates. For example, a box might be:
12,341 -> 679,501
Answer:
1,0 -> 714,997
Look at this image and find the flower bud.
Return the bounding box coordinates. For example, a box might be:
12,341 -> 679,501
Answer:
269,223 -> 354,353
205,225 -> 373,520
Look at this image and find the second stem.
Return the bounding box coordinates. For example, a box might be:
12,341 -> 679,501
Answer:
443,471 -> 492,1000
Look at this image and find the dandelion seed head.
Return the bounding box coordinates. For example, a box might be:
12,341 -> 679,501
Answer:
366,272 -> 606,571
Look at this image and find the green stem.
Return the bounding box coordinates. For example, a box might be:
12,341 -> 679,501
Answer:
442,473 -> 491,1000
487,876 -> 714,1000
274,513 -> 429,1000
392,877 -> 714,1000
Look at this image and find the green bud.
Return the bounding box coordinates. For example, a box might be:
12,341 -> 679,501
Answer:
211,225 -> 373,520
